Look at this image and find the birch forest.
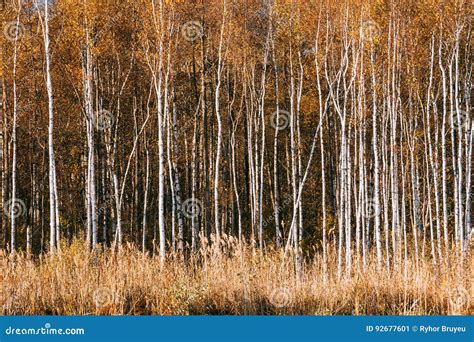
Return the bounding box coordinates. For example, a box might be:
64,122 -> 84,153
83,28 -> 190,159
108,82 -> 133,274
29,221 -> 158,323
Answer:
0,0 -> 472,315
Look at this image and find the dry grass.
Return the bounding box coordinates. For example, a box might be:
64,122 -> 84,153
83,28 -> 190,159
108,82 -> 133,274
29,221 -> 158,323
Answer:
0,237 -> 472,315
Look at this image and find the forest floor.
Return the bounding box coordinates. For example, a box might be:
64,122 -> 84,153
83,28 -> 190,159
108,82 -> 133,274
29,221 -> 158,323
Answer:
0,238 -> 472,315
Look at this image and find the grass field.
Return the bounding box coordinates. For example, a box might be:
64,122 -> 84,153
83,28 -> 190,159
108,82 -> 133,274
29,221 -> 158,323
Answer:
0,238 -> 471,315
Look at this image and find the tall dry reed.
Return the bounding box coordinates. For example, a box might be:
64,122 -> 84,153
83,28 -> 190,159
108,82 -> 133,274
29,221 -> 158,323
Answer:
0,237 -> 471,315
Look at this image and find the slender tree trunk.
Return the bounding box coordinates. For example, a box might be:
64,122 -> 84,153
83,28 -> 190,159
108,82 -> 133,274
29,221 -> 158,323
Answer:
370,48 -> 382,269
213,0 -> 227,242
10,9 -> 21,253
82,25 -> 98,249
37,0 -> 59,252
271,33 -> 282,248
